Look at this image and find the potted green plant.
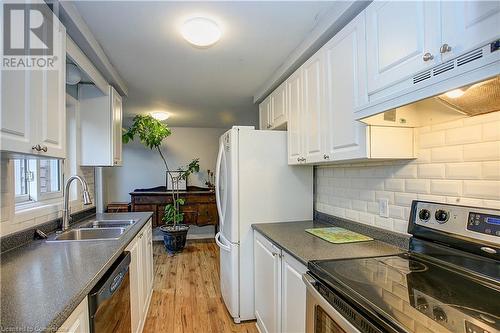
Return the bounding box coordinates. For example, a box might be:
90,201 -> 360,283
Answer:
159,159 -> 199,254
122,115 -> 199,254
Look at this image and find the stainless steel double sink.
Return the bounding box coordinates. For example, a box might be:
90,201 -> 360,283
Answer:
47,219 -> 137,242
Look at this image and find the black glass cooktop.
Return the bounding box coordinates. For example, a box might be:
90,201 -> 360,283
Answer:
309,253 -> 500,333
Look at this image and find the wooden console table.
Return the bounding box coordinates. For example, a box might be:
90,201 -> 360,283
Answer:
130,186 -> 218,229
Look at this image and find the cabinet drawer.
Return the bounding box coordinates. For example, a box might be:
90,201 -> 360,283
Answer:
197,204 -> 218,225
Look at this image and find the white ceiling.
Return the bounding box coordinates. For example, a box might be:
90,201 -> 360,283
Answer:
73,1 -> 337,128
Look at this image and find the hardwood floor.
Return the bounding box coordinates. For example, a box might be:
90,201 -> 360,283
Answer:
143,240 -> 259,333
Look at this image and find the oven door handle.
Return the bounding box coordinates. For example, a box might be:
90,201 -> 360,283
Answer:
302,273 -> 362,333
303,273 -> 336,313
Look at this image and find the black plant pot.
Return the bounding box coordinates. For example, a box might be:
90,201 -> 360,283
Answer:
159,224 -> 190,254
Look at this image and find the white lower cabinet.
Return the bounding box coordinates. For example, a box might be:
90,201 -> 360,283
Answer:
281,252 -> 307,333
254,231 -> 307,333
126,219 -> 154,333
57,297 -> 90,333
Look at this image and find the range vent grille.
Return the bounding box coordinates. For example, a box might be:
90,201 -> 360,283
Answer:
457,48 -> 483,66
433,60 -> 454,76
412,46 -> 486,86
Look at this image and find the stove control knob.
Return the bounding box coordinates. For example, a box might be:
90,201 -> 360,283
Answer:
418,209 -> 431,222
416,296 -> 429,311
432,307 -> 447,322
435,210 -> 449,223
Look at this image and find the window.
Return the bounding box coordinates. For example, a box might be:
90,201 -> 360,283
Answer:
14,158 -> 63,206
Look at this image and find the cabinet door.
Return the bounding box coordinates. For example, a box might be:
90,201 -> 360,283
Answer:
281,252 -> 307,333
286,71 -> 303,165
140,230 -> 150,316
324,14 -> 369,162
126,236 -> 142,333
302,51 -> 326,163
259,97 -> 272,130
254,231 -> 281,333
441,1 -> 500,61
111,87 -> 123,166
365,1 -> 441,94
57,297 -> 90,333
38,21 -> 66,158
271,82 -> 287,128
145,223 -> 154,292
0,70 -> 33,154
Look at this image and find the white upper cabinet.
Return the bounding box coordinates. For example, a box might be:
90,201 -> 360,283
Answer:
259,96 -> 272,130
301,51 -> 326,163
271,82 -> 287,129
286,71 -> 304,165
1,9 -> 66,159
441,1 -> 500,61
259,82 -> 287,130
79,85 -> 123,166
324,13 -> 368,162
365,1 -> 441,95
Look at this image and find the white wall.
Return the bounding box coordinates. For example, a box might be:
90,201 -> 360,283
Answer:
315,111 -> 500,235
103,127 -> 227,203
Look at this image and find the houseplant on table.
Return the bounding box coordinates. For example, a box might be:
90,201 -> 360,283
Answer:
122,114 -> 200,254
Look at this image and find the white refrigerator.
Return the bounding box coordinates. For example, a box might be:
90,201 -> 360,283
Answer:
214,126 -> 313,323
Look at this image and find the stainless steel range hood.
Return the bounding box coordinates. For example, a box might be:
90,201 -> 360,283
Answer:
361,75 -> 500,128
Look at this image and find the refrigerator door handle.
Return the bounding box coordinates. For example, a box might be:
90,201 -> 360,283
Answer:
215,141 -> 225,228
215,232 -> 231,252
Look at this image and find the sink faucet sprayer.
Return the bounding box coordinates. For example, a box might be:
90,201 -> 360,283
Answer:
62,175 -> 93,231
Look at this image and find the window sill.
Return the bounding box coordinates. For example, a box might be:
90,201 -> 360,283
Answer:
14,199 -> 93,224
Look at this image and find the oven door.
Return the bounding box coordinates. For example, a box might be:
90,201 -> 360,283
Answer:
303,273 -> 362,333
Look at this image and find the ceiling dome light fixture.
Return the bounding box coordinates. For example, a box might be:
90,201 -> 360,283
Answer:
180,17 -> 221,48
150,111 -> 170,121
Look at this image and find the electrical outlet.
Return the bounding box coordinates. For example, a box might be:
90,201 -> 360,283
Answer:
379,198 -> 389,218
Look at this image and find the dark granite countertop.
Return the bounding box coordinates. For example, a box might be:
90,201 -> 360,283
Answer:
252,220 -> 405,266
0,212 -> 153,332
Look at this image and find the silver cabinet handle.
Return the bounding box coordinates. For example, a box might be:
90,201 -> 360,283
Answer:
32,144 -> 41,151
272,252 -> 278,257
297,157 -> 301,162
40,146 -> 47,152
267,124 -> 272,129
423,52 -> 434,61
440,44 -> 452,54
323,154 -> 329,160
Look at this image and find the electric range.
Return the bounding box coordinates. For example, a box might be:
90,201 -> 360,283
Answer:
305,201 -> 500,333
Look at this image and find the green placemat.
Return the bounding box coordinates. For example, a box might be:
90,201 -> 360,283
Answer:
305,227 -> 373,244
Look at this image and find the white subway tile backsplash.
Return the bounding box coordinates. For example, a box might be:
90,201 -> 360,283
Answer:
463,141 -> 500,161
315,112 -> 500,235
431,146 -> 463,162
394,192 -> 414,207
418,164 -> 445,179
482,161 -> 500,180
419,131 -> 445,148
445,125 -> 482,145
393,164 -> 418,179
446,162 -> 482,179
417,194 -> 446,203
430,180 -> 462,196
405,179 -> 430,194
375,216 -> 394,230
482,122 -> 500,141
385,179 -> 405,192
463,181 -> 500,200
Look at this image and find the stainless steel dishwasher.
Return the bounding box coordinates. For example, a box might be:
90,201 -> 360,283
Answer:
88,252 -> 131,333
